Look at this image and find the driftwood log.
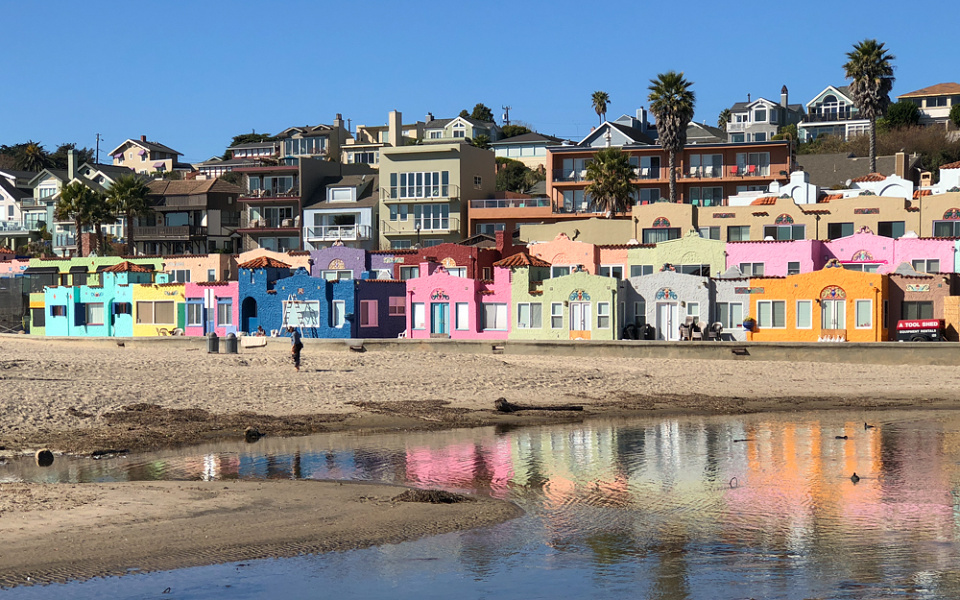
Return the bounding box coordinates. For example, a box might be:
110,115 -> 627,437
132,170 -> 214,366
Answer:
495,397 -> 583,413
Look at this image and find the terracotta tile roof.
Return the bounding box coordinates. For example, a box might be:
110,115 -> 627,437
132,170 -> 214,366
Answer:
751,211 -> 769,217
913,189 -> 933,199
103,261 -> 153,273
941,160 -> 960,170
288,251 -> 311,256
370,249 -> 418,255
820,193 -> 844,202
493,252 -> 551,268
154,282 -> 184,287
196,281 -> 232,286
850,173 -> 886,183
750,196 -> 778,206
803,209 -> 832,215
237,256 -> 291,269
899,82 -> 960,98
906,205 -> 920,212
479,290 -> 497,295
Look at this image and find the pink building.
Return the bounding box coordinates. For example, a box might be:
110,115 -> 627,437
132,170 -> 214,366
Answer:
725,239 -> 824,277
0,258 -> 29,277
159,253 -> 235,284
824,231 -> 955,274
405,260 -> 512,339
184,281 -> 239,337
529,233 -> 600,275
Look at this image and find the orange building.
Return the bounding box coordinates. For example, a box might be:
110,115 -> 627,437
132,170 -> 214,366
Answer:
745,267 -> 887,342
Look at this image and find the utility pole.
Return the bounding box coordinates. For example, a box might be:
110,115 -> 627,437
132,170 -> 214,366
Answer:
95,133 -> 102,164
501,106 -> 511,128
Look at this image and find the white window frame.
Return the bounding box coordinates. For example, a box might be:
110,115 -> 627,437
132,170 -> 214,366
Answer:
217,300 -> 233,327
599,265 -> 624,279
796,300 -> 812,329
455,302 -> 469,330
187,302 -> 203,327
739,262 -> 764,277
412,302 -> 425,329
686,302 -> 700,325
85,302 -> 104,326
597,302 -> 611,329
482,303 -> 508,331
517,302 -> 542,329
716,302 -> 743,330
550,302 -> 563,329
332,300 -> 346,329
855,299 -> 873,329
757,300 -> 786,329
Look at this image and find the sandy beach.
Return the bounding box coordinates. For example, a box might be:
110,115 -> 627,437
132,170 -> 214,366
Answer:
4,336 -> 960,585
3,336 -> 960,455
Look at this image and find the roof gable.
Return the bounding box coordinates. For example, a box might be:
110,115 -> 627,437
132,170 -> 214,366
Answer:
899,82 -> 960,98
807,85 -> 853,108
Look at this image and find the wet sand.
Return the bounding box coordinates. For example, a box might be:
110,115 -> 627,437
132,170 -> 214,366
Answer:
0,480 -> 523,587
3,336 -> 960,585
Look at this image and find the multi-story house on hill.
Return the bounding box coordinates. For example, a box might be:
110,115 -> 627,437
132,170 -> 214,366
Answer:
725,86 -> 804,143
798,85 -> 870,142
898,83 -> 960,130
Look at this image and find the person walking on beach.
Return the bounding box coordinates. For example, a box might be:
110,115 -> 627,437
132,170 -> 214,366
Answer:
288,326 -> 303,372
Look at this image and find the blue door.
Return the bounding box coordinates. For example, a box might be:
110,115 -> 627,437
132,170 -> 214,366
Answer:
431,303 -> 449,335
205,307 -> 215,334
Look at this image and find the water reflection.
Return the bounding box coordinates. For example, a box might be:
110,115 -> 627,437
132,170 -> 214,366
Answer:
4,410 -> 960,599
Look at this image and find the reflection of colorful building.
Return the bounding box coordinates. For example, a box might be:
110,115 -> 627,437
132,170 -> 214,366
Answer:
405,439 -> 514,496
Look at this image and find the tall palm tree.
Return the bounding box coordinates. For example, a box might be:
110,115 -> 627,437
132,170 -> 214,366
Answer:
648,71 -> 696,203
843,39 -> 895,173
54,182 -> 98,257
592,91 -> 610,125
107,174 -> 154,255
717,108 -> 731,130
89,190 -> 115,255
584,148 -> 637,217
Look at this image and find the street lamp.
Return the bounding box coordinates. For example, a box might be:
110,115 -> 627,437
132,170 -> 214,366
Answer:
415,221 -> 421,248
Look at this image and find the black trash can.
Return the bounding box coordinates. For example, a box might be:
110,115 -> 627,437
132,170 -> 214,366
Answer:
642,324 -> 656,340
223,333 -> 238,354
207,332 -> 219,353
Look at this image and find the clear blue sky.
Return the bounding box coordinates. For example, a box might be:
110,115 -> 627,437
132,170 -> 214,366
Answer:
4,0 -> 956,163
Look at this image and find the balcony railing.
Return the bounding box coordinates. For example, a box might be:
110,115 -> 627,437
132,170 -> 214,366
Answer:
133,225 -> 207,240
726,122 -> 746,132
241,186 -> 301,199
469,198 -> 551,209
802,111 -> 862,123
304,224 -> 372,241
380,184 -> 460,201
240,214 -> 300,229
728,165 -> 771,177
555,168 -> 663,182
381,217 -> 461,235
0,222 -> 28,232
20,198 -> 49,208
685,166 -> 724,179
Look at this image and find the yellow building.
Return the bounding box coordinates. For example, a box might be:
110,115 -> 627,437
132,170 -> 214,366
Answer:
746,268 -> 887,342
132,282 -> 185,336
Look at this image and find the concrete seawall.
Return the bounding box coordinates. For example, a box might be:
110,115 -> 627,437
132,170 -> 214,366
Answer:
5,334 -> 959,367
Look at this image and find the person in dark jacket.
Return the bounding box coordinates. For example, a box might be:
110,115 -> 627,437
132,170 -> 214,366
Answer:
288,326 -> 303,371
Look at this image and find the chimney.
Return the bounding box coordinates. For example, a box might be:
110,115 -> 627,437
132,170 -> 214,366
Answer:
895,151 -> 906,179
636,107 -> 648,132
780,85 -> 788,111
747,93 -> 751,103
140,135 -> 147,142
67,149 -> 76,180
425,112 -> 433,124
388,110 -> 402,148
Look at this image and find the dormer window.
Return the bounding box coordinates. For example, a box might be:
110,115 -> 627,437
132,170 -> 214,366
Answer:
453,122 -> 466,138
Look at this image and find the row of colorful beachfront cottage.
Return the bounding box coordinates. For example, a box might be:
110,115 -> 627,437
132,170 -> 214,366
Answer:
12,228 -> 960,343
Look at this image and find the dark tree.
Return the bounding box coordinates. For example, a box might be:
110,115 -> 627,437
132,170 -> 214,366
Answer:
501,125 -> 532,138
470,103 -> 494,122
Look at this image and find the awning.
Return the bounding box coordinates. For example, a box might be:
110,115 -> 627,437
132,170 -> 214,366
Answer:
153,162 -> 165,169
138,149 -> 147,156
113,153 -> 123,159
22,266 -> 59,274
68,265 -> 88,273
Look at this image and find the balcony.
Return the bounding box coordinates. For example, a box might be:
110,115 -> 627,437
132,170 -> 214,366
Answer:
726,122 -> 746,133
381,217 -> 461,235
0,222 -> 29,232
155,196 -> 208,210
20,198 -> 49,208
728,165 -> 771,178
53,234 -> 76,248
133,225 -> 207,240
240,186 -> 301,201
684,166 -> 724,179
380,184 -> 460,202
802,111 -> 863,123
304,224 -> 372,242
470,198 -> 551,209
238,213 -> 300,232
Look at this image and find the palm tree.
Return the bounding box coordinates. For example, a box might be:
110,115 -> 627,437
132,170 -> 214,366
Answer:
107,174 -> 153,255
15,141 -> 53,172
54,182 -> 98,257
648,71 -> 696,203
89,191 -> 115,255
717,108 -> 731,130
584,148 -> 637,217
592,91 -> 610,125
843,39 -> 895,173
